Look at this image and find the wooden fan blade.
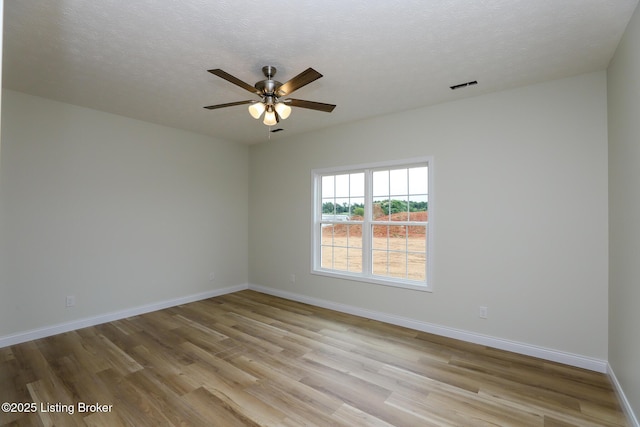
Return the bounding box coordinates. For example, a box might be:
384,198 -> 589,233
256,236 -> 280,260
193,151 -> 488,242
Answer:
276,68 -> 323,97
286,98 -> 336,113
208,69 -> 260,94
204,100 -> 254,110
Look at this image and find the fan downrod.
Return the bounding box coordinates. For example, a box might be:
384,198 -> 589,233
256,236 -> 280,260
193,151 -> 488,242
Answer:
262,66 -> 276,79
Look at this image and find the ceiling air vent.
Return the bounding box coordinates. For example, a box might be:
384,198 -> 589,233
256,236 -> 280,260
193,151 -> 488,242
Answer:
450,80 -> 478,90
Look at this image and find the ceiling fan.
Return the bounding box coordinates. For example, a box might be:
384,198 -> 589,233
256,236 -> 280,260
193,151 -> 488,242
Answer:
204,66 -> 336,126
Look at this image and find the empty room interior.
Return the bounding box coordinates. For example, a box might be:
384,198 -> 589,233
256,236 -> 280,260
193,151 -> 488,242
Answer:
1,1 -> 640,426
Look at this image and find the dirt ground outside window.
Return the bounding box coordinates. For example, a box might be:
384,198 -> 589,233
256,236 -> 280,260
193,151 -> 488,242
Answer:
321,211 -> 427,281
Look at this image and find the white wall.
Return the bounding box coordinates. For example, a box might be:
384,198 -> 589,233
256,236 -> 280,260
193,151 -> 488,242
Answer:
608,1 -> 640,419
249,71 -> 609,360
0,90 -> 249,337
0,0 -> 5,334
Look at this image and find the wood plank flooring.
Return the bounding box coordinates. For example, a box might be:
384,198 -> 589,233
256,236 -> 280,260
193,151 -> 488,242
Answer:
0,290 -> 628,426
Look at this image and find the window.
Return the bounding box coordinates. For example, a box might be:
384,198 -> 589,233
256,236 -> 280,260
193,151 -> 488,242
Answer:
312,158 -> 432,291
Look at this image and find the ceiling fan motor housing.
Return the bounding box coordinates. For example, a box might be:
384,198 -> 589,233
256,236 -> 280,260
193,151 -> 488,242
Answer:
255,66 -> 282,103
255,79 -> 281,98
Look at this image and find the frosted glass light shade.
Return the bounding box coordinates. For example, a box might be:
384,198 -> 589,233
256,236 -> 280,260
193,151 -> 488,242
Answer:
274,102 -> 292,120
248,102 -> 266,119
263,110 -> 277,126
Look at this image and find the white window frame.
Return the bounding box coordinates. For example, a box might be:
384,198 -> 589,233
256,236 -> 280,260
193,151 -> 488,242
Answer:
311,157 -> 433,292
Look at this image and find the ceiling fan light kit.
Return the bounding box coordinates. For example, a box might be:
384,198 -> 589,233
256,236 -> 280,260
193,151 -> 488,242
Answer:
263,107 -> 278,126
205,66 -> 336,127
274,102 -> 291,120
248,101 -> 266,119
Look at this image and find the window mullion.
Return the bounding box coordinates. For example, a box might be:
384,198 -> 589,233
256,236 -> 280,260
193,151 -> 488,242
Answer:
363,169 -> 372,277
313,175 -> 321,270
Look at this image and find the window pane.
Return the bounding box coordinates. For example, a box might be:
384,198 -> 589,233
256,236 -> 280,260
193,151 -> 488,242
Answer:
335,198 -> 349,218
321,245 -> 333,269
388,229 -> 407,252
330,222 -> 345,239
373,170 -> 389,197
372,225 -> 389,249
408,253 -> 426,281
335,174 -> 349,197
321,223 -> 334,242
408,195 -> 428,222
372,225 -> 418,280
322,175 -> 335,198
347,226 -> 362,248
374,197 -> 390,218
389,197 -> 409,221
322,199 -> 336,215
348,249 -> 362,273
350,197 -> 364,218
387,251 -> 407,279
409,167 -> 428,194
372,250 -> 388,276
333,247 -> 348,271
389,168 -> 408,196
407,227 -> 427,250
350,173 -> 364,197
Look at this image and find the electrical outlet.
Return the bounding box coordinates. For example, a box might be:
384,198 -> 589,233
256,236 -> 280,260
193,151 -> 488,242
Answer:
479,306 -> 488,319
209,272 -> 215,281
66,295 -> 76,308
290,274 -> 296,283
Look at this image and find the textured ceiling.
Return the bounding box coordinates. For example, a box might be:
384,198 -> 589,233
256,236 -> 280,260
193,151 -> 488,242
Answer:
3,0 -> 638,144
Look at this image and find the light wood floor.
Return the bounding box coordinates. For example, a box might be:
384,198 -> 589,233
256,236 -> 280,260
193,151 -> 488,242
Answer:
0,290 -> 627,426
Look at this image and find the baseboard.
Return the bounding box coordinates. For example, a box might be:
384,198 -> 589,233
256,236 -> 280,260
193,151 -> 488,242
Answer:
608,364 -> 640,427
0,283 -> 249,349
248,284 -> 608,373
